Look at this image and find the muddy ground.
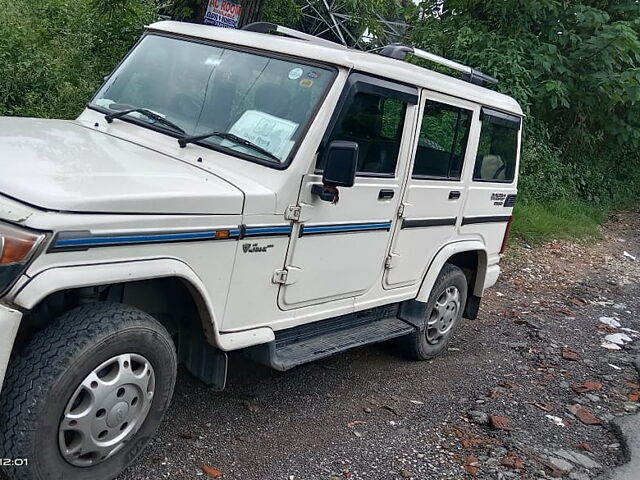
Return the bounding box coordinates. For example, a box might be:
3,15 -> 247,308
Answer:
119,209 -> 640,480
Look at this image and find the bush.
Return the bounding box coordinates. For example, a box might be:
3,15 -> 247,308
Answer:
518,125 -> 577,205
511,200 -> 604,244
0,0 -> 156,119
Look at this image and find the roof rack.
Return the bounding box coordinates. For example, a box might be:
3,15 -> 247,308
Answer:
242,22 -> 343,49
240,24 -> 496,87
379,44 -> 498,86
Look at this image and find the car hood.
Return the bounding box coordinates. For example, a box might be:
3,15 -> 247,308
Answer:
0,118 -> 244,215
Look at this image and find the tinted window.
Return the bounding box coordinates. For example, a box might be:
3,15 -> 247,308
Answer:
317,92 -> 407,175
473,120 -> 519,182
412,101 -> 472,180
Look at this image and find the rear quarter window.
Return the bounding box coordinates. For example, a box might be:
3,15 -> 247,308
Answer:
473,109 -> 521,183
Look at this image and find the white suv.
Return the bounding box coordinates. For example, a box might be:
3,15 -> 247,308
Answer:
0,21 -> 522,480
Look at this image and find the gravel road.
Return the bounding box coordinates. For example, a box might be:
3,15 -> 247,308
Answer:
117,209 -> 640,480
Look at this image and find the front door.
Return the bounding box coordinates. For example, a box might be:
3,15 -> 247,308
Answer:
278,74 -> 419,309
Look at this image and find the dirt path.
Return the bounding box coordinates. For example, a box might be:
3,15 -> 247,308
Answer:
119,209 -> 640,480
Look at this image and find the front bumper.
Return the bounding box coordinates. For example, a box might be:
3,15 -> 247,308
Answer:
0,303 -> 22,395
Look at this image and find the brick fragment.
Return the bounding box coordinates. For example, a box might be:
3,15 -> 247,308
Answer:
561,347 -> 579,361
462,456 -> 479,476
597,324 -> 619,333
572,443 -> 593,452
568,404 -> 601,425
501,451 -> 525,470
486,390 -> 501,399
489,415 -> 513,431
534,402 -> 555,412
572,381 -> 602,394
201,465 -> 223,478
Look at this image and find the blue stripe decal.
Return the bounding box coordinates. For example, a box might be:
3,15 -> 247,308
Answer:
52,228 -> 242,251
301,222 -> 392,236
57,231 -> 218,247
244,226 -> 293,236
50,221 -> 392,251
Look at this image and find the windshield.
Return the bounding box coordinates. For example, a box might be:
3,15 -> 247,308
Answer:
92,34 -> 336,164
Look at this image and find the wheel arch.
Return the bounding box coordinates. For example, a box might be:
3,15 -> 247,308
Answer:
10,259 -> 220,348
415,241 -> 489,319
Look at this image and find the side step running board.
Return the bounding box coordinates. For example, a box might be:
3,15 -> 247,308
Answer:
245,305 -> 416,371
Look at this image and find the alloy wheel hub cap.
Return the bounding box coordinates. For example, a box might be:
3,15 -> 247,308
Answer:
58,353 -> 156,467
426,286 -> 460,344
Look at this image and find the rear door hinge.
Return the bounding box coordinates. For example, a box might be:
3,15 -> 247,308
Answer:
272,269 -> 289,284
284,205 -> 302,222
397,203 -> 406,218
385,253 -> 400,269
272,267 -> 302,285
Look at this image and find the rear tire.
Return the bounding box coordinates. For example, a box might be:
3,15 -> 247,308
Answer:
399,263 -> 468,360
0,302 -> 177,480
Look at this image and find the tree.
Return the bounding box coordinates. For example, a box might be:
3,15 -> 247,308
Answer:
239,0 -> 264,26
409,1 -> 640,149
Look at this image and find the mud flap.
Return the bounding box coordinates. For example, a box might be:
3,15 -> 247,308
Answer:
463,295 -> 482,320
181,334 -> 228,391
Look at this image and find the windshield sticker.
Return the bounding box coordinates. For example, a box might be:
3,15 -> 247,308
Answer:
228,110 -> 299,160
299,79 -> 314,88
308,71 -> 321,78
288,68 -> 304,80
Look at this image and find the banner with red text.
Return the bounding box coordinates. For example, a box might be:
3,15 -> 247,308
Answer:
204,0 -> 242,28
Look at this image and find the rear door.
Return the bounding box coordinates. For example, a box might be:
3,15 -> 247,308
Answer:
461,108 -> 522,255
384,91 -> 479,288
278,74 -> 419,309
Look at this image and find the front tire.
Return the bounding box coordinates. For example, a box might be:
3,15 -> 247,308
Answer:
399,263 -> 468,360
0,302 -> 177,480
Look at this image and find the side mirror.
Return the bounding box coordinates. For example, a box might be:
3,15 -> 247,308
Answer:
322,141 -> 358,187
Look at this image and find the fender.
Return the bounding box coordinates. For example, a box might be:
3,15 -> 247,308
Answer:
0,304 -> 22,394
11,258 -> 274,351
415,240 -> 488,303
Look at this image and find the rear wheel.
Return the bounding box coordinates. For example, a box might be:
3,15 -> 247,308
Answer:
0,302 -> 177,480
399,263 -> 468,360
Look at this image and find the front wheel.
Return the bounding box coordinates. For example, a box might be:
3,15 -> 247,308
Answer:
0,302 -> 177,480
398,263 -> 468,360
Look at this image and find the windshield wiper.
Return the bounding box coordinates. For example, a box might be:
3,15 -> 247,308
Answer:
104,108 -> 185,135
178,131 -> 280,162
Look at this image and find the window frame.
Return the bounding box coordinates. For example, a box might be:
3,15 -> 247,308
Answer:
408,91 -> 479,183
411,100 -> 474,182
472,107 -> 522,184
87,31 -> 339,171
314,72 -> 419,178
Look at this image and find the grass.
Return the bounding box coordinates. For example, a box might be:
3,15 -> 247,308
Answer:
510,200 -> 605,245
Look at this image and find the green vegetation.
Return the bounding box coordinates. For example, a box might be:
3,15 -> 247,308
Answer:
0,0 -> 155,119
512,201 -> 604,244
407,1 -> 640,242
0,0 -> 638,243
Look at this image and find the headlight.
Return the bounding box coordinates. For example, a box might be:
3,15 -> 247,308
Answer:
0,222 -> 46,297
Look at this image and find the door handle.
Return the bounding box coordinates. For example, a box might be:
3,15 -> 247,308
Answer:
448,190 -> 461,200
378,189 -> 395,200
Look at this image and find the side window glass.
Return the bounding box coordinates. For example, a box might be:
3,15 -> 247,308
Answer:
412,100 -> 472,180
317,92 -> 407,175
473,112 -> 520,182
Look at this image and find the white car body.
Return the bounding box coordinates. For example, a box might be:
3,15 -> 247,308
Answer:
0,20 -> 523,394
